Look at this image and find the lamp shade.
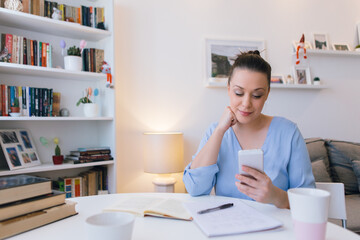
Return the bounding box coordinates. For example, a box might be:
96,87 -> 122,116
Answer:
143,132 -> 184,174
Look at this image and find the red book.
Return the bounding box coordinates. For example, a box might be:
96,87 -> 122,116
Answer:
42,42 -> 47,67
5,34 -> 13,63
30,40 -> 34,66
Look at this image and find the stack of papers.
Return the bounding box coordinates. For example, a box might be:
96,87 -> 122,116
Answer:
184,199 -> 282,237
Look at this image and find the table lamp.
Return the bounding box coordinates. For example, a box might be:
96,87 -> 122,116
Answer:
143,132 -> 184,193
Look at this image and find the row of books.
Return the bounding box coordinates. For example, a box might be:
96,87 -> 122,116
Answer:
65,147 -> 113,164
0,33 -> 52,67
0,1 -> 106,30
0,175 -> 77,239
82,48 -> 104,73
0,85 -> 61,117
53,166 -> 108,198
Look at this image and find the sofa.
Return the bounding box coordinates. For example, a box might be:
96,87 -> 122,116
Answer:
305,138 -> 360,232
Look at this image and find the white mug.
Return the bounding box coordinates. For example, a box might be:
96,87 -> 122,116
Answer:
85,212 -> 135,240
288,188 -> 330,240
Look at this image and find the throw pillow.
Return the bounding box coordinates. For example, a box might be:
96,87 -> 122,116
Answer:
325,140 -> 360,194
305,138 -> 332,181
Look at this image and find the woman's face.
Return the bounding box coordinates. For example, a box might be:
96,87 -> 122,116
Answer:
228,68 -> 270,125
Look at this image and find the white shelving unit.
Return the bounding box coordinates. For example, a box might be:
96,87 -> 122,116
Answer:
299,49 -> 360,57
205,81 -> 327,89
0,1 -> 116,193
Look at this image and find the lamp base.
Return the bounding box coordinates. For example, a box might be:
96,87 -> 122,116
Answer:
152,177 -> 177,193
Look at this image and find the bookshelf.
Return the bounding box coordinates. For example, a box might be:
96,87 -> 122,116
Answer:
0,0 -> 116,193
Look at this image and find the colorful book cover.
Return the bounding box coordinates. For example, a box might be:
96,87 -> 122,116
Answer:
5,34 -> 13,63
52,92 -> 60,116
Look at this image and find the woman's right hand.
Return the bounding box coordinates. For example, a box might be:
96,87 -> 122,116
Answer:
216,106 -> 237,133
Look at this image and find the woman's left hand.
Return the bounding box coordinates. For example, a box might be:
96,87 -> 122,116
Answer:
235,166 -> 289,209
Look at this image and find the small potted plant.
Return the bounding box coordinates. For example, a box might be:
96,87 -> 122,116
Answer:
52,138 -> 64,165
9,98 -> 21,117
76,88 -> 99,117
64,45 -> 82,71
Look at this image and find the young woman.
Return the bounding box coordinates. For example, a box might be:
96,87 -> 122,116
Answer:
183,51 -> 315,209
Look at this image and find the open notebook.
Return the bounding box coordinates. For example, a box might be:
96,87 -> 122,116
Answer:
103,197 -> 192,221
184,199 -> 283,237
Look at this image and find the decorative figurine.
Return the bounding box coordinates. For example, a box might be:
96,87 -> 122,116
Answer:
295,34 -> 307,65
100,61 -> 113,88
51,7 -> 62,20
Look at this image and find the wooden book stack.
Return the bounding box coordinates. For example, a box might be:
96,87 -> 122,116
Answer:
0,175 -> 77,239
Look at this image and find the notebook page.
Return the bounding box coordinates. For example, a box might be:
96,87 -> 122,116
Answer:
184,199 -> 282,237
103,197 -> 163,216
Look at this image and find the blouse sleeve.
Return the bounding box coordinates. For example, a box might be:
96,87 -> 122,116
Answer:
288,126 -> 315,188
183,124 -> 219,196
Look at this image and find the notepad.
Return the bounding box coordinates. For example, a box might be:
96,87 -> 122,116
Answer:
184,199 -> 283,237
103,197 -> 192,221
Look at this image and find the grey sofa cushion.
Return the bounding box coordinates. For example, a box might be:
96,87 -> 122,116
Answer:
305,138 -> 332,182
325,140 -> 360,195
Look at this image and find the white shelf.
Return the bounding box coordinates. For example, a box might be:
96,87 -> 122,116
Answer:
0,161 -> 114,176
293,49 -> 360,57
0,8 -> 111,41
0,116 -> 113,121
270,84 -> 327,89
0,62 -> 107,81
205,81 -> 327,89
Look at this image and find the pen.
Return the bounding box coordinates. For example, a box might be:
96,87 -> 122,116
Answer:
197,203 -> 234,214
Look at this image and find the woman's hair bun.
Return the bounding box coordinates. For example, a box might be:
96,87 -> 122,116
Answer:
246,50 -> 260,55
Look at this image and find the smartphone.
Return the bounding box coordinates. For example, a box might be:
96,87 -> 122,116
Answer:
238,149 -> 264,176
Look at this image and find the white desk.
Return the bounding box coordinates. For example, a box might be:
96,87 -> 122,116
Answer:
8,193 -> 360,240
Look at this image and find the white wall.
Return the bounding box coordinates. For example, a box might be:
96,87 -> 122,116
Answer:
113,0 -> 360,193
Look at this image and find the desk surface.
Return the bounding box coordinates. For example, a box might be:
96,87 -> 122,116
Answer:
8,193 -> 360,240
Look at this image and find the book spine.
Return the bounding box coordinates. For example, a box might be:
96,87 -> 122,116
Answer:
30,40 -> 34,65
23,37 -> 27,65
30,87 -> 35,116
34,87 -> 39,116
0,84 -> 2,116
39,41 -> 42,66
64,178 -> 72,198
5,34 -> 13,63
22,86 -> 27,116
18,86 -> 23,115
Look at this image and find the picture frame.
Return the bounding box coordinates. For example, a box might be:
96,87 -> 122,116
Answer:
313,33 -> 329,50
293,66 -> 312,85
292,41 -> 312,50
206,39 -> 265,84
0,129 -> 41,170
332,43 -> 350,51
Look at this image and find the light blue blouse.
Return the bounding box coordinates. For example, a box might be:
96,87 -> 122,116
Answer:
183,117 -> 315,200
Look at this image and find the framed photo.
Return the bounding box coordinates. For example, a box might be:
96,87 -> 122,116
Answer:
206,39 -> 265,84
292,41 -> 312,50
313,33 -> 329,50
293,66 -> 312,85
332,43 -> 350,51
0,129 -> 41,170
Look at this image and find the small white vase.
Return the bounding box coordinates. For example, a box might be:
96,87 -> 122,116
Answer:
83,103 -> 99,117
64,56 -> 82,71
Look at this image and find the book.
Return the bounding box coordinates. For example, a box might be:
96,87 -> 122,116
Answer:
0,201 -> 77,239
0,190 -> 65,221
70,148 -> 111,156
0,175 -> 52,205
66,154 -> 113,161
103,197 -> 192,221
183,199 -> 282,237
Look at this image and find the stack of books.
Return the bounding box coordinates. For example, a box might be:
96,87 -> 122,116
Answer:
65,147 -> 113,164
0,175 -> 77,239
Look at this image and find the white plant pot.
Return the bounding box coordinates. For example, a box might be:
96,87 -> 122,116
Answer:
64,56 -> 82,71
83,103 -> 99,117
